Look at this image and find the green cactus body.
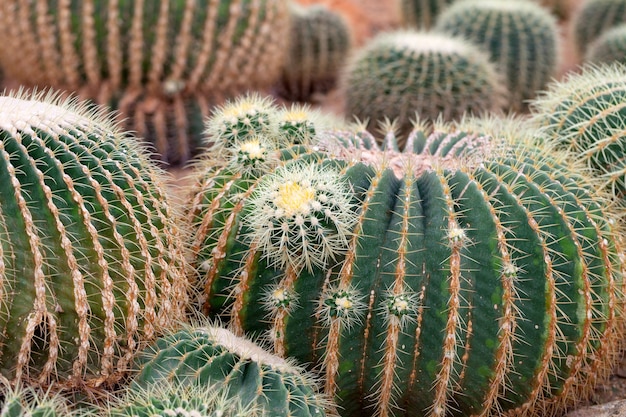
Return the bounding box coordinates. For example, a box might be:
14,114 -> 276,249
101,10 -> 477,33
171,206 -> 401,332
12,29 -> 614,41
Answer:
585,23 -> 626,64
573,0 -> 626,56
276,3 -> 352,102
399,0 -> 455,29
0,0 -> 290,165
341,31 -> 508,143
131,325 -> 334,417
0,91 -> 188,388
529,63 -> 626,201
435,0 -> 559,112
0,385 -> 76,417
186,121 -> 624,416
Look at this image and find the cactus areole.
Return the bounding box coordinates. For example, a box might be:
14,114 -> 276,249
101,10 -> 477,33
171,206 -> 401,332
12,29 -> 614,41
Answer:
0,92 -> 188,388
188,127 -> 624,417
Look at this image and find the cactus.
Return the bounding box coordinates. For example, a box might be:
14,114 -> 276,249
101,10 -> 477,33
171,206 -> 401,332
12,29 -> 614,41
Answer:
0,384 -> 78,417
275,3 -> 352,102
435,0 -> 559,112
585,23 -> 626,64
341,31 -> 508,143
0,0 -> 291,165
573,0 -> 626,57
185,115 -> 624,416
399,0 -> 456,29
130,324 -> 335,417
106,382 -> 260,417
0,90 -> 189,389
529,62 -> 626,201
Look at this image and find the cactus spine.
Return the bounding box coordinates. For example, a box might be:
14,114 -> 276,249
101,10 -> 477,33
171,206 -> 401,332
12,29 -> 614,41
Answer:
435,0 -> 559,112
399,0 -> 455,29
0,91 -> 188,389
573,0 -> 626,56
276,3 -> 352,102
342,31 -> 507,141
186,118 -> 624,416
130,324 -> 334,417
0,0 -> 291,165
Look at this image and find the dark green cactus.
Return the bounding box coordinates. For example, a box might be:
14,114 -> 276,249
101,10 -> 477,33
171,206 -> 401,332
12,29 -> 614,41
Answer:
585,23 -> 626,64
573,0 -> 626,56
0,91 -> 189,389
399,0 -> 456,29
276,3 -> 352,102
186,117 -> 624,417
0,0 -> 291,165
341,30 -> 508,143
435,0 -> 559,112
130,324 -> 335,417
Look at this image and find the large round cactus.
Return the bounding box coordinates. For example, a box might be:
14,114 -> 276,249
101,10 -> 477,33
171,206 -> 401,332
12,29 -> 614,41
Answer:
0,0 -> 291,165
131,324 -> 335,417
0,91 -> 189,389
585,23 -> 626,64
435,0 -> 559,112
399,0 -> 455,29
186,117 -> 624,416
341,31 -> 508,143
529,62 -> 626,201
573,0 -> 626,56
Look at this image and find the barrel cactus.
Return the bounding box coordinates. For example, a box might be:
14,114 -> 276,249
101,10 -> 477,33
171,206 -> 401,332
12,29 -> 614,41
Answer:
399,0 -> 456,29
573,0 -> 626,57
130,324 -> 335,417
0,384 -> 77,417
341,30 -> 508,143
0,91 -> 189,389
585,23 -> 626,64
0,0 -> 291,165
435,0 -> 560,112
276,3 -> 352,102
185,114 -> 624,416
529,62 -> 626,201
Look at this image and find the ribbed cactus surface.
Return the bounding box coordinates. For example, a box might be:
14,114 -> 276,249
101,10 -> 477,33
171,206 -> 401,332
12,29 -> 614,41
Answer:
342,31 -> 507,142
0,91 -> 188,388
586,24 -> 626,64
399,0 -> 455,29
0,0 -> 291,165
132,325 -> 334,417
186,121 -> 624,417
435,0 -> 559,112
276,3 -> 352,102
573,0 -> 626,56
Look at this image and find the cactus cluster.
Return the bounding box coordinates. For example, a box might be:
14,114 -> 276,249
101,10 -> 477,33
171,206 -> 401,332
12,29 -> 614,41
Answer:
186,114 -> 625,416
341,31 -> 508,141
573,0 -> 626,56
0,0 -> 291,165
0,91 -> 188,389
399,0 -> 455,29
435,0 -> 560,112
276,3 -> 352,102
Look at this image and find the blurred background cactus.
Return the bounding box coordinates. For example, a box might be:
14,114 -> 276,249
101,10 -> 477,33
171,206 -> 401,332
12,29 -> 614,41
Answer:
435,0 -> 560,112
399,0 -> 455,29
341,31 -> 508,143
573,0 -> 626,57
0,91 -> 188,389
0,0 -> 291,165
585,23 -> 626,63
275,3 -> 352,102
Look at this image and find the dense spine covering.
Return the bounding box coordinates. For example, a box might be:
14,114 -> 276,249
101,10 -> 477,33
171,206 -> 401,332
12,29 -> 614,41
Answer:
131,325 -> 334,417
573,0 -> 626,56
435,0 -> 559,112
585,24 -> 626,63
0,384 -> 75,417
276,3 -> 352,102
186,119 -> 624,417
399,0 -> 455,29
0,0 -> 291,165
529,63 -> 626,202
0,91 -> 188,389
341,31 -> 508,142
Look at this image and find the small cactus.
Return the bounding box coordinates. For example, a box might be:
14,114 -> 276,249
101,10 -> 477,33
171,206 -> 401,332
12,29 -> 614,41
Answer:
399,0 -> 456,29
131,324 -> 335,417
585,23 -> 626,64
573,0 -> 626,57
529,62 -> 626,201
186,115 -> 624,416
435,0 -> 560,112
0,0 -> 291,165
341,30 -> 508,142
0,90 -> 188,389
0,384 -> 77,417
276,3 -> 352,102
